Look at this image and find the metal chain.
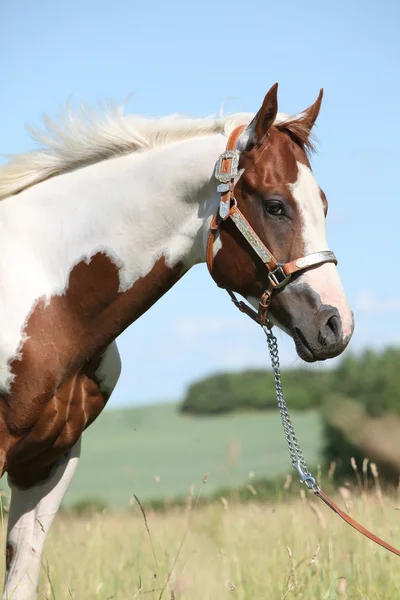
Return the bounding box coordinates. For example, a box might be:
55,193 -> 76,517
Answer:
264,326 -> 320,493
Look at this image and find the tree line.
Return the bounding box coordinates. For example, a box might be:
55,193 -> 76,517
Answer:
180,347 -> 400,416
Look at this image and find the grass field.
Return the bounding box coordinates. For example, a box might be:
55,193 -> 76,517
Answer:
1,404 -> 399,598
1,485 -> 399,599
61,403 -> 323,507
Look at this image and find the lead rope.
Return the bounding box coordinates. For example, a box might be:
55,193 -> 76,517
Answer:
263,324 -> 400,557
264,325 -> 319,492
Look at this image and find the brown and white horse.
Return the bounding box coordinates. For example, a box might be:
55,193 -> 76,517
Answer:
0,84 -> 353,599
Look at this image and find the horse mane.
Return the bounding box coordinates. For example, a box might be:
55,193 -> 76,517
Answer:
0,102 -> 313,201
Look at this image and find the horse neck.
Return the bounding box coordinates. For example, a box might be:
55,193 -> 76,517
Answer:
123,133 -> 226,272
0,134 -> 227,376
66,133 -> 227,353
6,132 -> 226,278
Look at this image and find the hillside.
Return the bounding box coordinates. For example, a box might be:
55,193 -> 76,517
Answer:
61,402 -> 322,507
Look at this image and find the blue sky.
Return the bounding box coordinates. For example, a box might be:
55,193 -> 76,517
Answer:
1,0 -> 399,407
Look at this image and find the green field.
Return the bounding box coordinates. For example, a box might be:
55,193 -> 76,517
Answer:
2,404 -> 400,599
61,403 -> 323,507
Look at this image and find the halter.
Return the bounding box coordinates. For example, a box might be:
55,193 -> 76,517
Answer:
206,125 -> 400,559
206,125 -> 337,325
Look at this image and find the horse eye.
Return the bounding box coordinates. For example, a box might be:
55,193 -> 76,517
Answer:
265,200 -> 284,216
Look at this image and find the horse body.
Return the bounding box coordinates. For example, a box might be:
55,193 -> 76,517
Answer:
0,134 -> 226,468
0,135 -> 224,386
0,87 -> 354,598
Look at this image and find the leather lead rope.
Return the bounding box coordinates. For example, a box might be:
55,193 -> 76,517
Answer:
316,489 -> 400,556
265,325 -> 400,558
207,125 -> 400,558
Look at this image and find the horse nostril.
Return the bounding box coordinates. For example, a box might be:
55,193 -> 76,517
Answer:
327,314 -> 340,338
318,310 -> 342,346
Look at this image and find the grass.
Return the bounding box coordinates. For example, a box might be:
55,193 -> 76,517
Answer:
0,404 -> 399,598
50,403 -> 322,507
1,481 -> 399,599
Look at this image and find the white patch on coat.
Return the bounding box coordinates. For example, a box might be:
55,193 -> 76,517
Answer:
95,341 -> 122,395
289,162 -> 354,337
0,134 -> 229,391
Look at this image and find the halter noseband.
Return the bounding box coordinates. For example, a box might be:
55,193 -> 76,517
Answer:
206,125 -> 337,326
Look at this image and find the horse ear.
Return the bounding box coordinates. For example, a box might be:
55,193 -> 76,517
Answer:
241,83 -> 279,149
297,89 -> 323,133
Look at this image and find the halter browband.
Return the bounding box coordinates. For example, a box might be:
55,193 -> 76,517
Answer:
206,125 -> 337,326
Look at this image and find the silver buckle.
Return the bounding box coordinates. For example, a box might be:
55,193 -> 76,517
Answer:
215,150 -> 240,183
268,265 -> 291,288
295,461 -> 319,492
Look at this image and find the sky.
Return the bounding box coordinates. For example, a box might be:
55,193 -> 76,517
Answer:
1,0 -> 400,407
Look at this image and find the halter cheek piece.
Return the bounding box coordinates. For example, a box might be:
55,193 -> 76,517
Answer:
206,125 -> 337,325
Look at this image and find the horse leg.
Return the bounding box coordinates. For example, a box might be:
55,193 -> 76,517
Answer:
2,340 -> 121,600
2,439 -> 81,600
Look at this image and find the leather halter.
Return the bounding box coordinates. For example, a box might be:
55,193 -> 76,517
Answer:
206,125 -> 337,325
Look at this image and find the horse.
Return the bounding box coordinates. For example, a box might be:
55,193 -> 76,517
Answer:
0,83 -> 354,599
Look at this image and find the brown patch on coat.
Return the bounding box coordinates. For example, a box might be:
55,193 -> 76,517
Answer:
0,253 -> 183,488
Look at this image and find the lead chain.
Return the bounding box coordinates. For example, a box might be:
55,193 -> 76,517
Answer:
264,326 -> 320,493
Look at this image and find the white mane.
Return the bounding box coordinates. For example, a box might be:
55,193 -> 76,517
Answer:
0,101 -> 291,201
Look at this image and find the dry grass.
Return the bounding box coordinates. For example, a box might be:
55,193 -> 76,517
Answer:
1,483 -> 400,600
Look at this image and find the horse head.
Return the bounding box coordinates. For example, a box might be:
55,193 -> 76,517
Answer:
209,84 -> 354,362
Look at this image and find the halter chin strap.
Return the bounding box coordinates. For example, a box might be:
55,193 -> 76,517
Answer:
206,125 -> 337,325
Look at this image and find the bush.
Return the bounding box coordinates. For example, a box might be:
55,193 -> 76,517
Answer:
322,347 -> 400,483
329,347 -> 400,416
180,368 -> 332,414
